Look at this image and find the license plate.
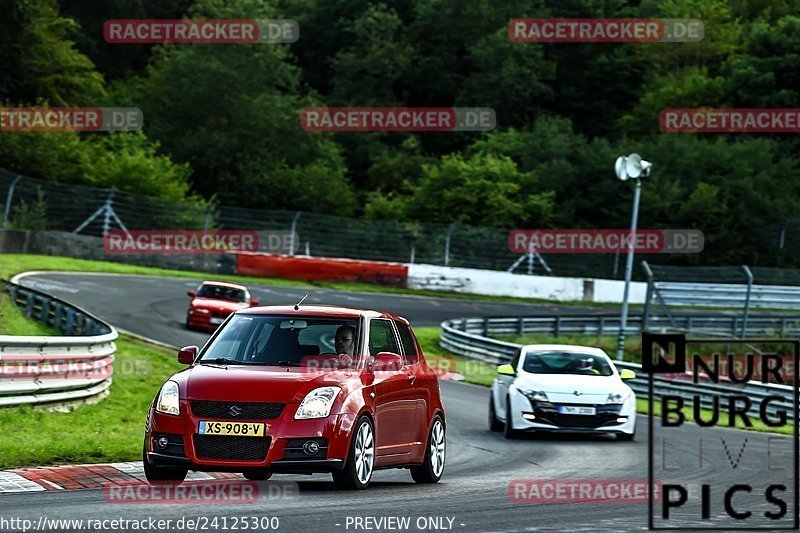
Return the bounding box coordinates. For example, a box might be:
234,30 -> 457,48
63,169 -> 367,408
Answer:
209,317 -> 224,325
198,421 -> 265,437
558,405 -> 596,415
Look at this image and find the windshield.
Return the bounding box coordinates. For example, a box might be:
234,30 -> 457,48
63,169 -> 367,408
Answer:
199,315 -> 360,369
196,284 -> 246,303
522,351 -> 614,376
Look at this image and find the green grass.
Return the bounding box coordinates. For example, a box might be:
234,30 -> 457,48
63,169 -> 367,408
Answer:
0,253 -> 615,306
0,334 -> 182,469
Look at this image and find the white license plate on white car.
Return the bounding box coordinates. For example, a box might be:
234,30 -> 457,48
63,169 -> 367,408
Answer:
209,317 -> 224,325
558,405 -> 596,415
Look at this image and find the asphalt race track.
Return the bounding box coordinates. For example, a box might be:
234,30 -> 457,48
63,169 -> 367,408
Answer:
2,272 -> 789,532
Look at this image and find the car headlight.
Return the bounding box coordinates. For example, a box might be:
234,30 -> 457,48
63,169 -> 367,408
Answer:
156,380 -> 180,415
192,307 -> 210,314
295,387 -> 340,419
606,391 -> 630,404
520,389 -> 549,402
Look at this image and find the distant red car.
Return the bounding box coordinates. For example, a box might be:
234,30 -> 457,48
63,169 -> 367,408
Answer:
144,305 -> 446,489
185,281 -> 259,331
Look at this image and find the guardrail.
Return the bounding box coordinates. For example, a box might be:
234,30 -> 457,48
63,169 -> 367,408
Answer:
444,314 -> 800,344
655,281 -> 800,310
1,282 -> 117,408
440,318 -> 795,421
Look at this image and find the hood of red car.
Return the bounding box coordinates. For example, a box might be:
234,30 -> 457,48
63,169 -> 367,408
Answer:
190,298 -> 248,313
179,364 -> 357,403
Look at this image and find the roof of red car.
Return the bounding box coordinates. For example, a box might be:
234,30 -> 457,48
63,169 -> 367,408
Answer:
237,305 -> 399,320
199,280 -> 249,290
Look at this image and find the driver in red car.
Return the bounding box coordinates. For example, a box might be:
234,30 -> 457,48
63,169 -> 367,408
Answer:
335,325 -> 356,367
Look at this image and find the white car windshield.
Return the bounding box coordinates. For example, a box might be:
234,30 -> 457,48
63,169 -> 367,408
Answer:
522,351 -> 613,376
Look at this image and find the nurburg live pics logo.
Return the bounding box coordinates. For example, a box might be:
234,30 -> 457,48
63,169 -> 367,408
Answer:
643,332 -> 800,530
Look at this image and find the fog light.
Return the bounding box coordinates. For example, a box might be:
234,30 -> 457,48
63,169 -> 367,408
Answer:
156,436 -> 169,450
522,413 -> 536,421
302,441 -> 320,456
616,417 -> 628,423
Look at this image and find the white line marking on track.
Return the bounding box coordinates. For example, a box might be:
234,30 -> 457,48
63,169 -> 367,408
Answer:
0,471 -> 46,492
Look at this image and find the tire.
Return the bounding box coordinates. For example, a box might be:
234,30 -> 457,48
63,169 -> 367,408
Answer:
332,416 -> 374,490
411,416 -> 446,484
242,471 -> 272,481
488,395 -> 502,432
504,397 -> 520,439
143,445 -> 187,485
185,312 -> 193,331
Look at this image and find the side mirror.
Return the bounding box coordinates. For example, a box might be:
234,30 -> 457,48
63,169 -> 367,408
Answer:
187,291 -> 196,298
249,299 -> 260,307
497,364 -> 516,376
620,369 -> 636,380
178,345 -> 198,365
374,352 -> 403,372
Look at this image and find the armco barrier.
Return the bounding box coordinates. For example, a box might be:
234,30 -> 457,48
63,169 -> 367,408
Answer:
234,252 -> 409,286
1,282 -> 117,408
440,318 -> 795,421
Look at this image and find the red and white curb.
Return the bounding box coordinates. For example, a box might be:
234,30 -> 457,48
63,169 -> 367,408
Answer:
0,462 -> 241,493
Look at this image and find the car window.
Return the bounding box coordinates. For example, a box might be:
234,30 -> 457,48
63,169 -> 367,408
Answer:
197,284 -> 246,303
522,351 -> 613,376
201,315 -> 359,368
395,321 -> 419,364
368,319 -> 399,357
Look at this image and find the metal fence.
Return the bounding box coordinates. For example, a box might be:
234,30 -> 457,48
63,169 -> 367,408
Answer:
0,168 -> 647,278
0,283 -> 117,408
439,319 -> 794,421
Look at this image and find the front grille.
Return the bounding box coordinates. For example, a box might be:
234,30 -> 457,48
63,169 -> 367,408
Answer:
193,435 -> 271,461
211,310 -> 229,319
530,402 -> 622,429
191,401 -> 285,420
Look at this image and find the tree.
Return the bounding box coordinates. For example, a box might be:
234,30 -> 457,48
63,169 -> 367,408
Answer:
119,0 -> 356,213
0,0 -> 105,106
404,152 -> 554,228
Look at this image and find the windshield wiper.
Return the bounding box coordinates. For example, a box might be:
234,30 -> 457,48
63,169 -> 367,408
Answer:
200,357 -> 244,366
270,361 -> 302,367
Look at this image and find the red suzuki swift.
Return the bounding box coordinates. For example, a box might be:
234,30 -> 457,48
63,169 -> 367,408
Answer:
144,305 -> 446,489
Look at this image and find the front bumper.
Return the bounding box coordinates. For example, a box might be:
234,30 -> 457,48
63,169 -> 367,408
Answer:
145,401 -> 357,472
186,309 -> 228,330
509,392 -> 636,434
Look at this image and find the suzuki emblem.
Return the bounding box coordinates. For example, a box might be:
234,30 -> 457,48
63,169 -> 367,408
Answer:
228,405 -> 242,417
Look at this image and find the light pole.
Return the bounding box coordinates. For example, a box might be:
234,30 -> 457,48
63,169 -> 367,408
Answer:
614,154 -> 652,360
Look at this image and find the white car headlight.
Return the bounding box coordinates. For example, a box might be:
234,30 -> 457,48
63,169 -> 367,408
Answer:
193,307 -> 210,314
520,389 -> 549,402
606,391 -> 631,404
295,387 -> 340,419
156,380 -> 180,415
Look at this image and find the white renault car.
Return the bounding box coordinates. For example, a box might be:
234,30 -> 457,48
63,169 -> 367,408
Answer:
489,345 -> 637,440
